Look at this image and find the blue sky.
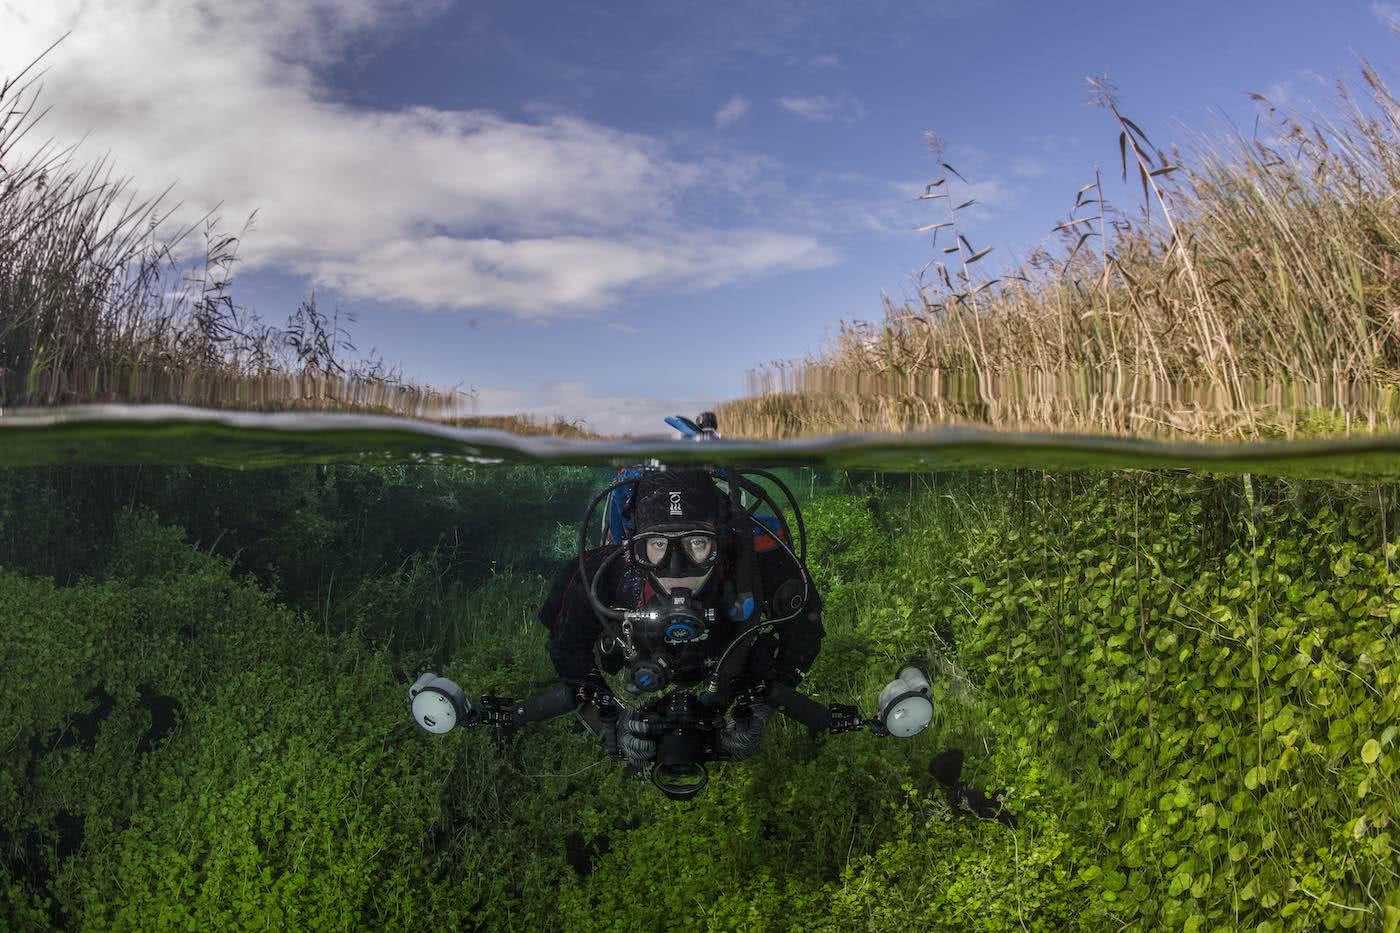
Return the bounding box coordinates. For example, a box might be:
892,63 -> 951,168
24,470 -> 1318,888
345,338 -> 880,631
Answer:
1,1 -> 1395,432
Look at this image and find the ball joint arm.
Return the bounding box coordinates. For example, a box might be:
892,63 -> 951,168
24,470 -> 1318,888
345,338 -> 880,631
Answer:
763,682 -> 890,736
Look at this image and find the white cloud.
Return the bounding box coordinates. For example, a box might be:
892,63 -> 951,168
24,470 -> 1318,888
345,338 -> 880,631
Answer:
0,1 -> 833,316
777,93 -> 863,121
471,382 -> 711,436
949,178 -> 1012,224
714,95 -> 751,128
1373,2 -> 1400,30
1008,156 -> 1049,179
1301,68 -> 1330,89
949,143 -> 990,165
313,231 -> 834,313
1261,80 -> 1294,106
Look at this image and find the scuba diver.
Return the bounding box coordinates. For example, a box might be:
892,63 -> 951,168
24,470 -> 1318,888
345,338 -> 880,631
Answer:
537,465 -> 822,771
409,414 -> 936,800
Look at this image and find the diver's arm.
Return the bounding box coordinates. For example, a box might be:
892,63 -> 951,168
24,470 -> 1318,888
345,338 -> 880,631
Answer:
547,599 -> 605,685
771,587 -> 823,684
758,549 -> 825,685
543,558 -> 608,685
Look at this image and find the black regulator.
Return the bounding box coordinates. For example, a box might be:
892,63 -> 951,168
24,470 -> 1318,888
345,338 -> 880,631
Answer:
617,589 -> 715,692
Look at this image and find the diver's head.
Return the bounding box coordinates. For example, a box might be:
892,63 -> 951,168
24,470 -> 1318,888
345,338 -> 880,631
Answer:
629,470 -> 725,597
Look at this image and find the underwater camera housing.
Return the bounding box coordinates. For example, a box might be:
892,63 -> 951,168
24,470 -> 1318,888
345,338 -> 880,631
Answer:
636,690 -> 723,800
407,417 -> 933,798
405,658 -> 935,800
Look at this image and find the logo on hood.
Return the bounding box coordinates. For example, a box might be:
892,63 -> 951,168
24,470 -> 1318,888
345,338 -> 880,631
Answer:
669,491 -> 683,516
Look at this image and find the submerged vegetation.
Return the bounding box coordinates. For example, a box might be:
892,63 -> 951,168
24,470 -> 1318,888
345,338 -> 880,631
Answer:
2,463 -> 1396,930
722,61 -> 1400,441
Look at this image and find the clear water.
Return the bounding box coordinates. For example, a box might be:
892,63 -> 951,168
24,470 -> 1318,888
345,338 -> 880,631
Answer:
8,403 -> 1400,478
2,406 -> 1397,931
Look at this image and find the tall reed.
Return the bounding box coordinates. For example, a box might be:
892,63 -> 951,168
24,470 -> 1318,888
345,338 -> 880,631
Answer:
0,51 -> 465,419
722,61 -> 1400,440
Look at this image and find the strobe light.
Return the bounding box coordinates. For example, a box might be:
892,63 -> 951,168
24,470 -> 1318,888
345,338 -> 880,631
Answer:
876,664 -> 933,738
409,672 -> 470,734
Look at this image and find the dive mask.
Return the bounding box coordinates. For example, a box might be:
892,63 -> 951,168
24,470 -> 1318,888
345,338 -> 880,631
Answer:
631,526 -> 718,595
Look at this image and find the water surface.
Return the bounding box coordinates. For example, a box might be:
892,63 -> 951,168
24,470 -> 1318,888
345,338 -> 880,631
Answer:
7,404 -> 1400,479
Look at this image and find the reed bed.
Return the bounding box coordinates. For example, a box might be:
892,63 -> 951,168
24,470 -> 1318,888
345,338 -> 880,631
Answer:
0,52 -> 467,421
721,63 -> 1400,440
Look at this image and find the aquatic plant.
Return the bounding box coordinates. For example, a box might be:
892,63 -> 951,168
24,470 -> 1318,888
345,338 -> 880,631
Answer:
842,472 -> 1400,930
3,466 -> 1397,930
0,507 -> 607,929
0,462 -> 599,647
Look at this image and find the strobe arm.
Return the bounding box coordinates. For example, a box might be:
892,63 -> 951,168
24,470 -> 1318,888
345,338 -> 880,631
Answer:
765,680 -> 832,730
509,682 -> 580,727
764,680 -> 926,738
410,675 -> 588,735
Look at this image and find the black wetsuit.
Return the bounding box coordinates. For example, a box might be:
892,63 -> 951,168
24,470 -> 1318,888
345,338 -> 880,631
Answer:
537,542 -> 824,690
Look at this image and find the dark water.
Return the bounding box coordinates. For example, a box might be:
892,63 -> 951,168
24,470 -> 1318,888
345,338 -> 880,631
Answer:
2,406 -> 1397,931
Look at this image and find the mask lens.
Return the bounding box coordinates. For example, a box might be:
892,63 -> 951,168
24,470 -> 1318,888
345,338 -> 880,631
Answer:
639,536 -> 669,566
683,534 -> 714,564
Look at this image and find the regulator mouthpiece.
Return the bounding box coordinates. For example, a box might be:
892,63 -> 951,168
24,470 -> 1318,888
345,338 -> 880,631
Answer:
628,657 -> 671,693
409,672 -> 470,734
876,664 -> 932,738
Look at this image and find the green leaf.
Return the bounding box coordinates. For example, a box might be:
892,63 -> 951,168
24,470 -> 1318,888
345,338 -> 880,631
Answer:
1362,738 -> 1381,765
1168,871 -> 1193,896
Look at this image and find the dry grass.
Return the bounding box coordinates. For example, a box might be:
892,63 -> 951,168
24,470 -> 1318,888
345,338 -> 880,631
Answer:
0,49 -> 470,421
721,61 -> 1400,441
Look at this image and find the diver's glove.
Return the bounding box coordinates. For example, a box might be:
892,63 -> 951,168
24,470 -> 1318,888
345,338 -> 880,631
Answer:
573,671 -> 613,705
719,703 -> 773,760
616,709 -> 657,766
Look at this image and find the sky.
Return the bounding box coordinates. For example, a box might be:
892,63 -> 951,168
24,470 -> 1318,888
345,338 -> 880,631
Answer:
0,0 -> 1395,433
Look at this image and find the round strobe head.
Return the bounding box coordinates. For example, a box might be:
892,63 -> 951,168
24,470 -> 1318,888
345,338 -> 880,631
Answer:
877,665 -> 933,738
409,673 -> 469,734
880,692 -> 933,737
